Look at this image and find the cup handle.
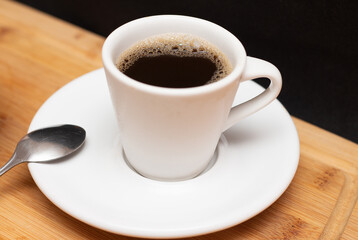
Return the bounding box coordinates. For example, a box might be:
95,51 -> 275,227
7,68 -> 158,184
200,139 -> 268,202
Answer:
223,56 -> 282,131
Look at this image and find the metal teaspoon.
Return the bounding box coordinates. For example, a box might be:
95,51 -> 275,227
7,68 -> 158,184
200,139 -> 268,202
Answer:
0,125 -> 86,176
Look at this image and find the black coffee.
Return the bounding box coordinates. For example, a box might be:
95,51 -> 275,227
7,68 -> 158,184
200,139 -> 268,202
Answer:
116,33 -> 232,88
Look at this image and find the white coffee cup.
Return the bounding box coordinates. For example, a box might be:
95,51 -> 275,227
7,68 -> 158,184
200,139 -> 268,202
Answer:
102,15 -> 282,181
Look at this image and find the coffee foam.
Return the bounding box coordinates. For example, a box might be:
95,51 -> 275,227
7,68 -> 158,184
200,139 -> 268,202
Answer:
116,33 -> 232,83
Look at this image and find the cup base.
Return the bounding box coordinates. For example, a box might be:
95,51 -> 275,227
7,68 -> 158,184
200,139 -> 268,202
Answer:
122,135 -> 227,182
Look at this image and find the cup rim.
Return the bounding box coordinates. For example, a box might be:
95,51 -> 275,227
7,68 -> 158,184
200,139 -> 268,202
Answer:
102,15 -> 246,96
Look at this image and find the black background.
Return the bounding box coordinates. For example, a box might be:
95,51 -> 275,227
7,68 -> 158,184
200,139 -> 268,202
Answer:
17,0 -> 358,142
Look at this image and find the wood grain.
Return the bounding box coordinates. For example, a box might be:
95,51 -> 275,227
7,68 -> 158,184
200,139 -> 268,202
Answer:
0,1 -> 357,239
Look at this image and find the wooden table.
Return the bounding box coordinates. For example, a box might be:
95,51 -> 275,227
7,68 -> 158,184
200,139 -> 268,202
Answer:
0,1 -> 357,239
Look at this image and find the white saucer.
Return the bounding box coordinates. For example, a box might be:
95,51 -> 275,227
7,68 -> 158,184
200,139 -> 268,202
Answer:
28,69 -> 299,239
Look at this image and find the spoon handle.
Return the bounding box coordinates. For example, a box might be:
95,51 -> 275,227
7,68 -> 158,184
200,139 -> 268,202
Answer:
0,154 -> 23,176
